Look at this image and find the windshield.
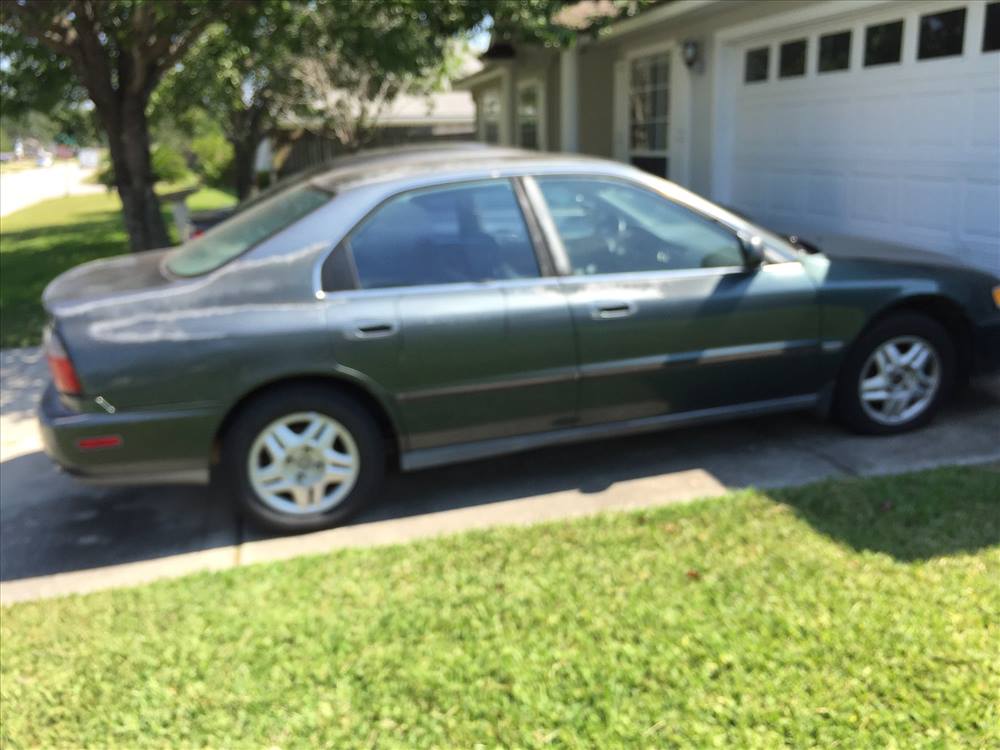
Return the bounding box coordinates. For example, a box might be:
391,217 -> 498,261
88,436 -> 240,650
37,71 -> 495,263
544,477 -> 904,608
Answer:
166,184 -> 331,277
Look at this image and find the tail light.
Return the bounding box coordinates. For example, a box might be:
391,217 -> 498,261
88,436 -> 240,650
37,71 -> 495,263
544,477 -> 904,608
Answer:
44,327 -> 82,395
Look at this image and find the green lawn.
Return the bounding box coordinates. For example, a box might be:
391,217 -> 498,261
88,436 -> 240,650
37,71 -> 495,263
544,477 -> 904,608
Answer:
2,466 -> 998,748
0,187 -> 235,349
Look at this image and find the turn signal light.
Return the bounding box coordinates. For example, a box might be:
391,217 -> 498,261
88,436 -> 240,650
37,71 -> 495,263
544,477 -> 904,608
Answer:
44,327 -> 82,395
993,285 -> 1000,309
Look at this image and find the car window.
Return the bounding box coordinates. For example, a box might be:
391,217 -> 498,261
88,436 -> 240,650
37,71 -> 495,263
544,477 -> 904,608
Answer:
535,177 -> 745,276
349,180 -> 540,289
166,184 -> 331,277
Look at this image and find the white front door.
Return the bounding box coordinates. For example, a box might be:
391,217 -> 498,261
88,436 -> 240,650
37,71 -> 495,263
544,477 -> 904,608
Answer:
714,0 -> 1000,271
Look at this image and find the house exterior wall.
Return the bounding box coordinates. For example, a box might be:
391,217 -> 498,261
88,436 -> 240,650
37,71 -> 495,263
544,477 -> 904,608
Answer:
575,0 -> 815,194
516,48 -> 562,151
459,1 -> 998,270
461,2 -> 818,191
466,49 -> 561,151
576,43 -> 616,158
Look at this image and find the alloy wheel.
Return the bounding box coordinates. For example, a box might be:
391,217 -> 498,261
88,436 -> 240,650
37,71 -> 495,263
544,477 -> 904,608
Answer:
857,335 -> 941,427
247,411 -> 360,515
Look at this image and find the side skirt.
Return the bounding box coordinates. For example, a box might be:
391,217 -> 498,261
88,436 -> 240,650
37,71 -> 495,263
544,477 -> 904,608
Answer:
401,394 -> 819,471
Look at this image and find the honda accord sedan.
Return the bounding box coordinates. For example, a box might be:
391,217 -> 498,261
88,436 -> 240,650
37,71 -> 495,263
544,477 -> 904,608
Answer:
39,147 -> 1000,531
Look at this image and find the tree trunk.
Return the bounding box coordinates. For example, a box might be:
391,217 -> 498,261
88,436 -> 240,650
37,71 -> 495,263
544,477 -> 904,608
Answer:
230,105 -> 265,202
102,99 -> 171,252
232,138 -> 257,201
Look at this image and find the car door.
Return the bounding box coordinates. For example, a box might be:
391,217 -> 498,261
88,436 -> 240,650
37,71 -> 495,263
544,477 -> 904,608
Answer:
322,178 -> 578,455
526,175 -> 823,426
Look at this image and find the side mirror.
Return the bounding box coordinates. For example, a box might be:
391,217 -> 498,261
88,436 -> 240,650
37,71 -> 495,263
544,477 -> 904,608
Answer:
739,233 -> 765,270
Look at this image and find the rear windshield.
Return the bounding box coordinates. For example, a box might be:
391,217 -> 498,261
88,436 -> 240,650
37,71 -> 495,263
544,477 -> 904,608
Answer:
165,184 -> 331,277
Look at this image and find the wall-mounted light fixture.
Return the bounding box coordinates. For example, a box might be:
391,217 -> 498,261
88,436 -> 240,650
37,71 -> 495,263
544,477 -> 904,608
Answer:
682,39 -> 702,71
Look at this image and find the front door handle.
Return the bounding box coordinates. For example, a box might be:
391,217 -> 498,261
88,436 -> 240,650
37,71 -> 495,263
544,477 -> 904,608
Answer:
353,322 -> 398,339
590,301 -> 637,320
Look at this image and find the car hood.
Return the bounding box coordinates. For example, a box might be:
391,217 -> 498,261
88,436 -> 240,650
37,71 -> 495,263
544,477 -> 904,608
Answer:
796,232 -> 997,275
42,248 -> 174,316
796,234 -> 999,320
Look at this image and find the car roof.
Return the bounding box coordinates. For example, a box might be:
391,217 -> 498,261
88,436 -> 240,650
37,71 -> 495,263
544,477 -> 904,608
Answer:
234,142 -> 512,209
309,145 -> 614,193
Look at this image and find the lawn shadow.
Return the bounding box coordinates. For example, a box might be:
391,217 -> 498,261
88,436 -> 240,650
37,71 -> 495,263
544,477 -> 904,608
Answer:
769,465 -> 1000,562
2,367 -> 997,580
0,215 -> 129,348
0,449 -> 237,582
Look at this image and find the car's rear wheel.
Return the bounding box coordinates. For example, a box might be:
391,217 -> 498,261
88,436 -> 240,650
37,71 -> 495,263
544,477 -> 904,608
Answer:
222,386 -> 385,533
836,313 -> 955,434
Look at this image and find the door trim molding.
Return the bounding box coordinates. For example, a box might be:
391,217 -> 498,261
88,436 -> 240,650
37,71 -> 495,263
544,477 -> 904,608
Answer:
579,339 -> 822,379
401,393 -> 818,470
397,365 -> 578,402
395,338 -> 830,402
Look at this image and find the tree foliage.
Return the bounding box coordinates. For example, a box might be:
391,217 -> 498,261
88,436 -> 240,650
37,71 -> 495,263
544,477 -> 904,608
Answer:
286,9 -> 474,154
2,0 -> 233,250
153,1 -> 311,198
0,0 -> 649,248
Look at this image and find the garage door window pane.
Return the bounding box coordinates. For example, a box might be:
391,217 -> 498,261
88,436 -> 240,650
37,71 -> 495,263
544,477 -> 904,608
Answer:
350,181 -> 539,289
536,178 -> 744,275
819,30 -> 851,72
745,47 -> 769,82
985,2 -> 1000,51
918,7 -> 966,59
864,20 -> 903,66
779,39 -> 807,77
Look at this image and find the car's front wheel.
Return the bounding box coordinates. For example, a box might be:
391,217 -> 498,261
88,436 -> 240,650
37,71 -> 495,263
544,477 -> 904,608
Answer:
836,313 -> 955,434
222,386 -> 385,533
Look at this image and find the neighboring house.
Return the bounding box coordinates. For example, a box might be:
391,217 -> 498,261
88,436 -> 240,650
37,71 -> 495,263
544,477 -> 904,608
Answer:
456,0 -> 1000,271
275,90 -> 477,177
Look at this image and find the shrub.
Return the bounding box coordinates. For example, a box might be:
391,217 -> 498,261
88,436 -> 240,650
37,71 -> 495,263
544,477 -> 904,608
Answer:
151,144 -> 190,183
96,156 -> 116,188
190,132 -> 234,186
96,144 -> 193,188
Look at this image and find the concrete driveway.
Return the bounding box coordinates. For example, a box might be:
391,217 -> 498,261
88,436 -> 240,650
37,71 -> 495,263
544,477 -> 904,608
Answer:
2,346 -> 999,602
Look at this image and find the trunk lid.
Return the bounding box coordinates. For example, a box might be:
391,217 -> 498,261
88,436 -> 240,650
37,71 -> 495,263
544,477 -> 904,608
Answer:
42,248 -> 174,316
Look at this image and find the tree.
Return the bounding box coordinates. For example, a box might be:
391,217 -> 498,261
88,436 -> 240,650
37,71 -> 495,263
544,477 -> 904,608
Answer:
285,0 -> 652,153
2,1 -> 230,250
157,1 -> 484,200
289,12 -> 473,154
154,2 -> 308,200
1,0 -> 645,249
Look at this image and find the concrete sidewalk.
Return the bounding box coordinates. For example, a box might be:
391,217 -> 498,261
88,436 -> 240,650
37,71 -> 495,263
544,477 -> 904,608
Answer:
0,162 -> 104,217
3,346 -> 999,605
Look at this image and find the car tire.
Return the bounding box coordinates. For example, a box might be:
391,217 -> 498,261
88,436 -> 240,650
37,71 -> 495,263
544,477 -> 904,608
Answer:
836,313 -> 955,435
221,386 -> 386,533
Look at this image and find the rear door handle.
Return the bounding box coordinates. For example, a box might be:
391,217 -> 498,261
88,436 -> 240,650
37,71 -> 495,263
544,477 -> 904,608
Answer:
353,322 -> 398,339
590,301 -> 637,320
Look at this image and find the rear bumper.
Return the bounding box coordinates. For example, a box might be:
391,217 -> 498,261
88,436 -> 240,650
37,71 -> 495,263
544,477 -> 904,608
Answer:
971,318 -> 1000,376
38,384 -> 216,485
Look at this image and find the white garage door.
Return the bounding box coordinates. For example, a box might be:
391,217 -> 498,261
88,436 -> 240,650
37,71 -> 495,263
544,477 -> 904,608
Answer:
719,0 -> 1000,272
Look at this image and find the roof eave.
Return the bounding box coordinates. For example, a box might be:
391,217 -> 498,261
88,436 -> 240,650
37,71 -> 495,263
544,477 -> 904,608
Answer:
583,0 -> 720,44
453,62 -> 512,91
